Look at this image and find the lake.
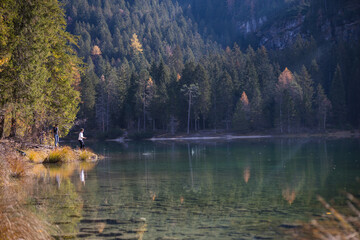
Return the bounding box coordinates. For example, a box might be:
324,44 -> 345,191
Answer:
31,138 -> 360,239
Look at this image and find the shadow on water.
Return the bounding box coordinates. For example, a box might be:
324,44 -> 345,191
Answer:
11,138 -> 360,239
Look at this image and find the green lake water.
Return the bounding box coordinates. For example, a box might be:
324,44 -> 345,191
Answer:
31,138 -> 360,239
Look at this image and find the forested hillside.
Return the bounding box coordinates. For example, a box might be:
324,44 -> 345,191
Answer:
1,0 -> 359,141
62,0 -> 359,135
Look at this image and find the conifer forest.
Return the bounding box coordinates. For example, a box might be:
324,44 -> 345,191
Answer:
1,0 -> 360,139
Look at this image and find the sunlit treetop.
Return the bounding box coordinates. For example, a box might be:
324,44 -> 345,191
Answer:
278,67 -> 294,86
147,77 -> 153,87
91,45 -> 102,55
131,33 -> 143,54
240,91 -> 249,106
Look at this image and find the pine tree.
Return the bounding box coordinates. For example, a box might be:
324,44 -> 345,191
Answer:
233,91 -> 250,131
2,0 -> 82,139
150,60 -> 170,129
181,84 -> 200,134
95,75 -> 107,132
193,64 -> 211,130
330,64 -> 346,127
316,84 -> 331,130
297,65 -> 314,127
130,33 -> 143,54
219,71 -> 234,130
79,71 -> 97,122
276,68 -> 302,133
124,73 -> 139,129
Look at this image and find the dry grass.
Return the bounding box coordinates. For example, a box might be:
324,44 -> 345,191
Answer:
0,159 -> 10,187
0,148 -> 53,239
7,157 -> 27,178
25,149 -> 48,163
45,146 -> 76,163
78,149 -> 98,161
0,203 -> 53,240
291,193 -> 360,240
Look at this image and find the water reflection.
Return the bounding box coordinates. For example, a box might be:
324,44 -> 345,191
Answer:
22,139 -> 360,239
29,161 -> 97,238
243,166 -> 250,183
80,169 -> 85,185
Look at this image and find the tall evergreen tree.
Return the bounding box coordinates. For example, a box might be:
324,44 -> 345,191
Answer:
181,83 -> 200,134
150,60 -> 170,129
316,84 -> 331,130
276,68 -> 302,133
330,64 -> 346,127
193,64 -> 211,130
1,0 -> 82,139
233,91 -> 250,132
296,65 -> 315,127
219,71 -> 234,130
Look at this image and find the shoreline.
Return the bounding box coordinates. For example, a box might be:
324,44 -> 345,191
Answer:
149,135 -> 273,141
104,130 -> 360,142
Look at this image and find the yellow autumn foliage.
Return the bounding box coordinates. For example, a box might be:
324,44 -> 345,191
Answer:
91,45 -> 102,55
131,33 -> 143,54
278,67 -> 294,85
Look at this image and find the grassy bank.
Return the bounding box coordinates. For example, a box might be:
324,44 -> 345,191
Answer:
0,142 -> 52,240
26,146 -> 98,163
0,139 -> 100,239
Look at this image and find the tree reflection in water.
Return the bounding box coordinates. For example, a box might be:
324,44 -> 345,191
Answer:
16,139 -> 360,239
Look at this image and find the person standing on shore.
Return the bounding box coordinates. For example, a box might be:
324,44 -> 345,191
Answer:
78,128 -> 86,150
53,124 -> 60,148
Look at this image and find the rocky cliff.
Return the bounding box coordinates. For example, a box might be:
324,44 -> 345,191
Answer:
236,1 -> 360,49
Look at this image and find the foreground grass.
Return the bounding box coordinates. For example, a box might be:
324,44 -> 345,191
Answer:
0,141 -> 98,239
0,152 -> 52,240
291,193 -> 360,239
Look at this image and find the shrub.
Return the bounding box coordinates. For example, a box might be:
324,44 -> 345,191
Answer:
45,147 -> 76,163
7,157 -> 27,178
79,149 -> 97,161
25,150 -> 47,163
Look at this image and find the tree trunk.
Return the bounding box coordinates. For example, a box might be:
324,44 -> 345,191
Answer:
203,117 -> 205,130
143,100 -> 146,130
138,117 -> 140,132
187,93 -> 191,134
287,108 -> 290,133
106,93 -> 110,132
0,112 -> 4,139
279,99 -> 283,133
102,113 -> 105,132
9,116 -> 16,138
214,96 -> 217,132
323,112 -> 327,130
